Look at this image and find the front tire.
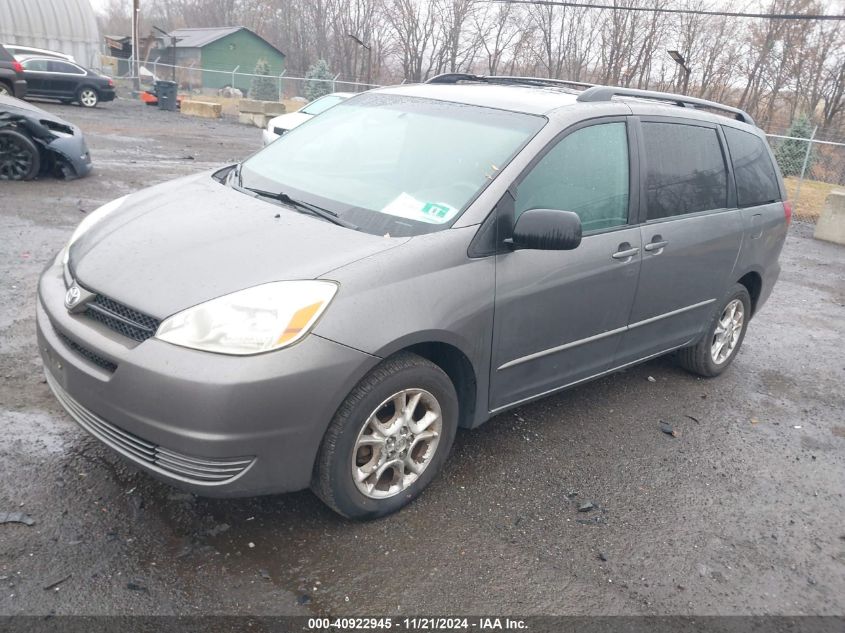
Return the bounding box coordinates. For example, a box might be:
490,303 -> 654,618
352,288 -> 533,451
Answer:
0,128 -> 40,180
78,87 -> 99,108
677,283 -> 751,377
313,352 -> 458,519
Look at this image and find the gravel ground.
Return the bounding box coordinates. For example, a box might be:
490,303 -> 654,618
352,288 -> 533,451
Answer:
1,99 -> 843,617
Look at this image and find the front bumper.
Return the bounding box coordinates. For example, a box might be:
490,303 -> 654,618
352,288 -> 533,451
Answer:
37,258 -> 379,496
13,78 -> 27,99
99,88 -> 116,103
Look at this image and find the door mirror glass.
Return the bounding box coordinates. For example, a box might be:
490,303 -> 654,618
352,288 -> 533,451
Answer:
510,208 -> 582,251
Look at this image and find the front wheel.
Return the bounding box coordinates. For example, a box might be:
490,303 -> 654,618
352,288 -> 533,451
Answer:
78,87 -> 99,108
0,128 -> 40,180
313,352 -> 458,519
677,283 -> 751,377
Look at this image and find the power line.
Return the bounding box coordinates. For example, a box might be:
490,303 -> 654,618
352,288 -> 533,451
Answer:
492,0 -> 845,21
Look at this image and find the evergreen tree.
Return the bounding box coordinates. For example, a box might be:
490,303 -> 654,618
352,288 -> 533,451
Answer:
249,58 -> 278,102
774,114 -> 816,177
304,59 -> 334,101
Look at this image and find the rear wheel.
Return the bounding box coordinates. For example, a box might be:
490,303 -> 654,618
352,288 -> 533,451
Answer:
677,283 -> 751,377
313,352 -> 458,519
0,128 -> 40,180
78,87 -> 98,108
0,82 -> 11,97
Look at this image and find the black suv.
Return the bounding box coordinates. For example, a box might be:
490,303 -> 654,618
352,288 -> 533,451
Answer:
17,56 -> 115,108
0,44 -> 27,98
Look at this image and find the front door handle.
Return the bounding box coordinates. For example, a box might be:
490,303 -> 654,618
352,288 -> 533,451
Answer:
611,246 -> 639,260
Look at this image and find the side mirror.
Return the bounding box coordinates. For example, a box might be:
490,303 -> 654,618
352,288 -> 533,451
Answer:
508,208 -> 582,251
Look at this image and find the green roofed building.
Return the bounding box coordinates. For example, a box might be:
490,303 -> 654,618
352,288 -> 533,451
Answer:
162,27 -> 285,94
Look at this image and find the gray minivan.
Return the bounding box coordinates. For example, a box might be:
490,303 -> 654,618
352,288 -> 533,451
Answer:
38,75 -> 789,519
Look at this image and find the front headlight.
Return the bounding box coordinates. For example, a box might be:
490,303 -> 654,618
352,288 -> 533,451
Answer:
62,195 -> 128,266
155,281 -> 338,355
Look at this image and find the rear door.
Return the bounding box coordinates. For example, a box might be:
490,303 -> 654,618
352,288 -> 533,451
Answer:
48,60 -> 86,99
615,118 -> 742,364
490,118 -> 642,411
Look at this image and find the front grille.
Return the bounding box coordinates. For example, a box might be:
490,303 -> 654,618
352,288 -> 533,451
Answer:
45,371 -> 254,485
84,294 -> 161,342
56,330 -> 117,372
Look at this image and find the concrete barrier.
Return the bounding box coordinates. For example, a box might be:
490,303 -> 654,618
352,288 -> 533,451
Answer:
181,100 -> 222,119
814,190 -> 845,246
238,99 -> 286,128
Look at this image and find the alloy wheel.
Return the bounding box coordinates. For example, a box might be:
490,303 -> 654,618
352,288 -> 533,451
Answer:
711,299 -> 745,364
80,89 -> 98,107
0,134 -> 35,180
352,388 -> 442,499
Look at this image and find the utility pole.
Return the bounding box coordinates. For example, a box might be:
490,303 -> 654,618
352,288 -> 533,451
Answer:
131,0 -> 140,91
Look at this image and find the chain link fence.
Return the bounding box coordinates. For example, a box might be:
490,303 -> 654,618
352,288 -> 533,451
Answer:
766,132 -> 845,224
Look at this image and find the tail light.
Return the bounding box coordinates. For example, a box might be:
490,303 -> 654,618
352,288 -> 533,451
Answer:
783,200 -> 793,225
12,61 -> 23,73
108,78 -> 114,87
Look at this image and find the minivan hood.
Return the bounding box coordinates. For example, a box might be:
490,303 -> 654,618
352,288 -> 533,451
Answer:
70,172 -> 406,318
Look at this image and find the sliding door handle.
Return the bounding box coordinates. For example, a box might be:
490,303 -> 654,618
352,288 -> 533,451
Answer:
644,240 -> 668,252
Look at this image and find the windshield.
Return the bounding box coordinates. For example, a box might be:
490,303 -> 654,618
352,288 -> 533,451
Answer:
300,94 -> 346,115
238,93 -> 545,236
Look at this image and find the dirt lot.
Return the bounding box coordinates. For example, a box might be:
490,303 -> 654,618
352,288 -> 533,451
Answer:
1,99 -> 844,618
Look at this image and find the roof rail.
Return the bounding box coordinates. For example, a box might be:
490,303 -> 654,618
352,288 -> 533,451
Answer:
426,73 -> 596,92
577,86 -> 755,126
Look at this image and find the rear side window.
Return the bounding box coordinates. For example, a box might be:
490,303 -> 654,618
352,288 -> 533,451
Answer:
723,127 -> 781,207
22,59 -> 49,72
515,122 -> 630,233
48,61 -> 83,74
642,122 -> 728,220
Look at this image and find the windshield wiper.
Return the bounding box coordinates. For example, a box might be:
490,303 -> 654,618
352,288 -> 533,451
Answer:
242,186 -> 358,230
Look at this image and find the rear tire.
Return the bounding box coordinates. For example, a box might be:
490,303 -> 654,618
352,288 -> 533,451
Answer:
677,283 -> 751,377
0,81 -> 11,97
0,128 -> 40,180
77,87 -> 98,108
312,352 -> 458,520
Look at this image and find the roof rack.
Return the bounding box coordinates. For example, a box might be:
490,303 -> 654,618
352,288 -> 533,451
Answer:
426,73 -> 596,92
577,86 -> 755,126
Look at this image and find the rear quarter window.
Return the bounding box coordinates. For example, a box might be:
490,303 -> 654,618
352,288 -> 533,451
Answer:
723,126 -> 781,207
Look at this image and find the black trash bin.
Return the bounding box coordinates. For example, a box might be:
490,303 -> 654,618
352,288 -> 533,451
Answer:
155,80 -> 178,111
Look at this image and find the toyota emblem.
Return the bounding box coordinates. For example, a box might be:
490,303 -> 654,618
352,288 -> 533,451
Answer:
65,284 -> 82,309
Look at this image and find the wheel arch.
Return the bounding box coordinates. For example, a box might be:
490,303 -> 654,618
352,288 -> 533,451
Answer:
736,270 -> 763,316
374,333 -> 484,429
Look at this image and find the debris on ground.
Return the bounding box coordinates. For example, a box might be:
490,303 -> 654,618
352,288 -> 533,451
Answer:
659,421 -> 678,437
578,501 -> 595,512
751,417 -> 760,425
0,512 -> 35,526
206,523 -> 230,537
297,594 -> 312,605
647,376 -> 656,382
598,552 -> 608,561
126,582 -> 148,592
686,415 -> 701,424
259,569 -> 271,580
43,574 -> 72,591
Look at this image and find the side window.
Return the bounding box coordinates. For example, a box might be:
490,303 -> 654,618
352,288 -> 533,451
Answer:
723,127 -> 781,207
48,61 -> 83,74
514,122 -> 629,233
22,59 -> 49,72
642,122 -> 728,220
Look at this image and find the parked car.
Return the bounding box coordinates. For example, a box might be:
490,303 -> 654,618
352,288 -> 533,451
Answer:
262,92 -> 353,145
0,44 -> 26,99
0,94 -> 92,180
4,44 -> 75,62
17,56 -> 115,108
38,76 -> 788,519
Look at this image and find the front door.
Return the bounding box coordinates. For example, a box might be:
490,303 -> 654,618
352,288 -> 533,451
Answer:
20,58 -> 51,97
616,119 -> 743,364
490,118 -> 641,411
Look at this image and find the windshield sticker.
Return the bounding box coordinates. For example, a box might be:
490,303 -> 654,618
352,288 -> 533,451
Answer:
381,193 -> 459,224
